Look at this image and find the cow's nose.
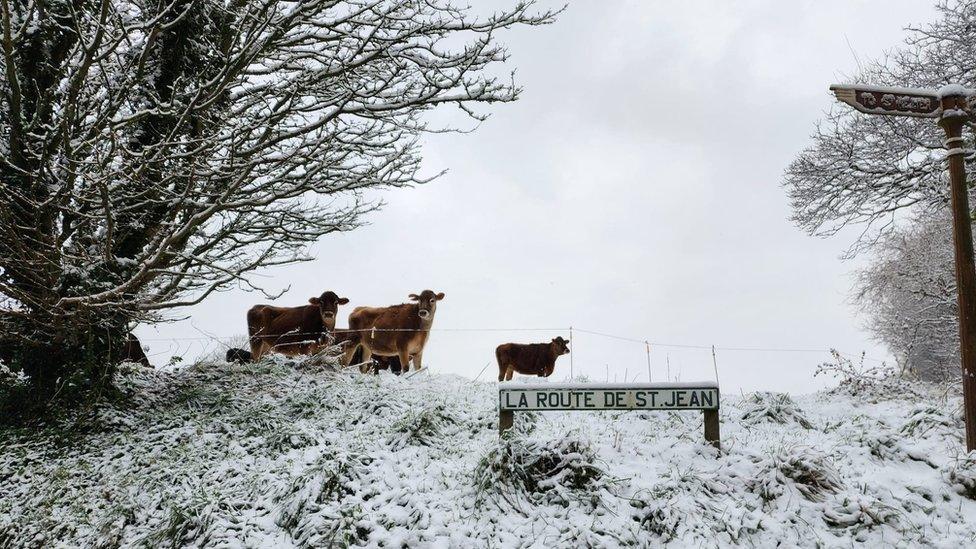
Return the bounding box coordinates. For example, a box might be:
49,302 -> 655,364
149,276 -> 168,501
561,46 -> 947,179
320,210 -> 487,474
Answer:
418,310 -> 430,319
323,312 -> 335,318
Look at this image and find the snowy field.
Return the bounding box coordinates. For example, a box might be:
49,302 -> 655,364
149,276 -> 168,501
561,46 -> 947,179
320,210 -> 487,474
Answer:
2,359 -> 976,548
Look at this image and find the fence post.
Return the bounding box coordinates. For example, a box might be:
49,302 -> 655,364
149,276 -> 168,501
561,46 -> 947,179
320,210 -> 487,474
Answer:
569,326 -> 574,380
645,340 -> 652,382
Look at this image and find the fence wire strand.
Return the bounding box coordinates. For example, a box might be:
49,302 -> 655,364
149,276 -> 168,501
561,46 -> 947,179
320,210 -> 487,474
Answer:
134,324 -> 889,364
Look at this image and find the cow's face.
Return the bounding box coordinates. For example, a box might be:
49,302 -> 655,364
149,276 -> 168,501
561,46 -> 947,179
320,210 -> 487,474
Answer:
309,291 -> 349,330
551,337 -> 570,356
409,290 -> 445,321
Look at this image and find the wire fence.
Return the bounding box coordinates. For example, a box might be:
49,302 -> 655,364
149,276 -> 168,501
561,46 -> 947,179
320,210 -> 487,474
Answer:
135,324 -> 890,384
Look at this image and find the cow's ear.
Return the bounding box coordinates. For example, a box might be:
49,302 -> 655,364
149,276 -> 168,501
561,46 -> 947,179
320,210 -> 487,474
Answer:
435,292 -> 445,301
309,297 -> 321,305
338,297 -> 349,305
408,294 -> 420,301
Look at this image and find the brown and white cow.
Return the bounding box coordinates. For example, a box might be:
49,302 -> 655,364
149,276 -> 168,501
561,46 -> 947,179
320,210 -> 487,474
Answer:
495,337 -> 570,381
247,291 -> 349,360
342,290 -> 444,373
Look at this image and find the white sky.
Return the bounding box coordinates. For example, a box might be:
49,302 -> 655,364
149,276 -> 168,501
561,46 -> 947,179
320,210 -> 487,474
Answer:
137,0 -> 939,394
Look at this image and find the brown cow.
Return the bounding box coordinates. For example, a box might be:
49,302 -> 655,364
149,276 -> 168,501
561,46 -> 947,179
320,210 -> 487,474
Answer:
121,333 -> 151,367
342,290 -> 444,373
247,291 -> 349,360
495,337 -> 570,381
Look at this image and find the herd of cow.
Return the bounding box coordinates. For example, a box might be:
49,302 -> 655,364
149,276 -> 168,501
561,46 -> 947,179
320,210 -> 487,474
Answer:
118,289 -> 572,381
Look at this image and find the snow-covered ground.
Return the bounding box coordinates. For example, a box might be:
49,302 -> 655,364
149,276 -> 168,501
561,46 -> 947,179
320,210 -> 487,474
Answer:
2,359 -> 975,548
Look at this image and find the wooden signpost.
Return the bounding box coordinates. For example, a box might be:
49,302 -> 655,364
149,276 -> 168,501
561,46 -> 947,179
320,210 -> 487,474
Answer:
830,83 -> 976,452
498,381 -> 721,450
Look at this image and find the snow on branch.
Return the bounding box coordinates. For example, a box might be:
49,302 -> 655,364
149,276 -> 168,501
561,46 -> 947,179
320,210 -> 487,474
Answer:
0,0 -> 557,334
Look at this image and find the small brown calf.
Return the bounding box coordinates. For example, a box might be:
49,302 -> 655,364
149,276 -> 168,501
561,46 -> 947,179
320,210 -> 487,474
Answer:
495,337 -> 570,382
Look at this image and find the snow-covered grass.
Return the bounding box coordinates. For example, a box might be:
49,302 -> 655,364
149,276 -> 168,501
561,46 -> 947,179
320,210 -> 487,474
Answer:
2,359 -> 976,547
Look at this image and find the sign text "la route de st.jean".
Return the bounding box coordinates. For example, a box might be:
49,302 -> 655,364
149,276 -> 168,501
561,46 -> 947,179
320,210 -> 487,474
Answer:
499,383 -> 719,412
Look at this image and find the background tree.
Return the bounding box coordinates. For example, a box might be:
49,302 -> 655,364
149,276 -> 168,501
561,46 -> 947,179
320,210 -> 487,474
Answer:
0,0 -> 557,408
855,214 -> 959,380
784,0 -> 974,379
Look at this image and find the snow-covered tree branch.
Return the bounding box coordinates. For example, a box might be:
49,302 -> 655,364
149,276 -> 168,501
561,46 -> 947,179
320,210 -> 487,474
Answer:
0,0 -> 557,394
784,0 -> 976,255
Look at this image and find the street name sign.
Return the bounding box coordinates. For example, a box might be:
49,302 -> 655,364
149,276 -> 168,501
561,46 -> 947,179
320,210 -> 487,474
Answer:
498,381 -> 721,450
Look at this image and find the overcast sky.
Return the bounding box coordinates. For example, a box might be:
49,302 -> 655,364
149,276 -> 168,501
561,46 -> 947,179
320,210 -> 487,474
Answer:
138,0 -> 939,394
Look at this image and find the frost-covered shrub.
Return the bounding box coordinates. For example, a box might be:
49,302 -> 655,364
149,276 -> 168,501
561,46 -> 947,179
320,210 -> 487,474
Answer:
140,497 -> 217,548
264,425 -> 317,453
816,350 -> 921,401
630,468 -> 762,544
512,410 -> 539,436
859,432 -> 938,468
739,392 -> 813,429
748,446 -> 843,503
942,453 -> 976,499
822,494 -> 901,533
474,431 -> 607,508
388,404 -> 455,450
274,453 -> 367,545
900,406 -> 962,439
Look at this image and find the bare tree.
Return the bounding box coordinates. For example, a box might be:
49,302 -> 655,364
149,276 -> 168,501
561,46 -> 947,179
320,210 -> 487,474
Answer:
784,0 -> 976,256
0,0 -> 557,400
856,213 -> 960,380
784,1 -> 976,379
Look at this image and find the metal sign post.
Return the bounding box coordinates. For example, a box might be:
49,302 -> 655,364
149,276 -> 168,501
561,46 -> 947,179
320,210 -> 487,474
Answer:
830,83 -> 976,451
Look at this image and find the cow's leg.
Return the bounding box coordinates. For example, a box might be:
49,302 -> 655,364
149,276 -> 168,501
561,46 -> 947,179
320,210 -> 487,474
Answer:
246,308 -> 266,360
358,346 -> 373,374
341,343 -> 359,369
505,367 -> 515,381
498,363 -> 507,382
399,348 -> 412,374
251,339 -> 267,361
412,351 -> 423,372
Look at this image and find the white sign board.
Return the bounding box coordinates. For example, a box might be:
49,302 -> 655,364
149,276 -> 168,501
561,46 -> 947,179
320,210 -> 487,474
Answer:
498,381 -> 719,412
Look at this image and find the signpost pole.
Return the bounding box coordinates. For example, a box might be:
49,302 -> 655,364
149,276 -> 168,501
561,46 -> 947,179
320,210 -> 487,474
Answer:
499,409 -> 513,435
940,91 -> 976,452
829,83 -> 976,451
703,410 -> 720,450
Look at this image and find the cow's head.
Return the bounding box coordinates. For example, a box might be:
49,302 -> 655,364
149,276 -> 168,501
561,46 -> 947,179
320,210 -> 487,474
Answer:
409,290 -> 445,321
308,291 -> 349,330
551,336 -> 570,356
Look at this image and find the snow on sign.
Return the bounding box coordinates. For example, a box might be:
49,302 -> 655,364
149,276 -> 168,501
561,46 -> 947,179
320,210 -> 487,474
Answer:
498,381 -> 721,450
829,84 -> 942,118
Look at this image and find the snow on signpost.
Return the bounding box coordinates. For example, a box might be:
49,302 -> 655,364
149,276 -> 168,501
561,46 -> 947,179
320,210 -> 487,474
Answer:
829,84 -> 942,117
498,381 -> 721,450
